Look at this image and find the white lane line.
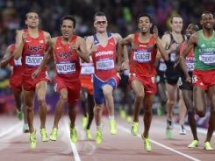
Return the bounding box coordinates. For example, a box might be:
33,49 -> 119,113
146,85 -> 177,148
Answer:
118,125 -> 201,161
0,122 -> 23,138
64,118 -> 81,161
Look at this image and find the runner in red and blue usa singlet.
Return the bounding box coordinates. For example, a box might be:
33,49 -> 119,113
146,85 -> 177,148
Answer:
22,29 -> 49,90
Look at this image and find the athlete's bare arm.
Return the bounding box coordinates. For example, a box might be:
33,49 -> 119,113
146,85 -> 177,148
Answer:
14,30 -> 25,60
71,37 -> 90,63
0,45 -> 14,68
113,33 -> 129,70
85,36 -> 97,55
179,33 -> 198,82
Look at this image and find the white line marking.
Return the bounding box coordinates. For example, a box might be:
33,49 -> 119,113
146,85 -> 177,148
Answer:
118,125 -> 201,161
0,122 -> 23,138
64,118 -> 81,161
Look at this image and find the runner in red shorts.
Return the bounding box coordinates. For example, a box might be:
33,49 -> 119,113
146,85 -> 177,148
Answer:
33,15 -> 89,144
120,13 -> 168,151
0,44 -> 29,132
180,11 -> 215,151
14,12 -> 51,149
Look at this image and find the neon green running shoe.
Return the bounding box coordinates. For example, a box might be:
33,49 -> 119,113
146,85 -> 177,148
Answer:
109,119 -> 117,135
95,129 -> 102,145
119,107 -> 126,119
82,116 -> 88,128
86,129 -> 92,140
141,135 -> 152,151
50,127 -> 58,141
166,128 -> 172,139
127,116 -> 132,123
40,128 -> 49,142
29,129 -> 36,149
131,122 -> 138,136
17,111 -> 23,120
70,127 -> 78,143
188,140 -> 199,148
204,142 -> 214,151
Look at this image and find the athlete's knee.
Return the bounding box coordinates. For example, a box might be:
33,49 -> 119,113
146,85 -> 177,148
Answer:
59,94 -> 68,103
94,105 -> 102,113
167,99 -> 175,106
135,92 -> 144,101
187,107 -> 194,115
26,106 -> 33,112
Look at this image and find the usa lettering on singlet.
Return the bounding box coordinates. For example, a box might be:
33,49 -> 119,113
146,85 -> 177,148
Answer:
25,54 -> 43,67
96,58 -> 114,70
14,58 -> 22,66
133,50 -> 151,63
56,62 -> 76,74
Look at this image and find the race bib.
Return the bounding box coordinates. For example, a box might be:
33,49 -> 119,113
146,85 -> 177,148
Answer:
186,62 -> 194,71
56,62 -> 76,74
158,62 -> 167,71
96,59 -> 114,70
170,52 -> 176,62
25,55 -> 43,67
81,66 -> 94,75
199,54 -> 215,64
133,50 -> 151,63
14,58 -> 22,66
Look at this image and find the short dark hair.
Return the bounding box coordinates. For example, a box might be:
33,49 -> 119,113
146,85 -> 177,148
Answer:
201,11 -> 214,19
93,12 -> 107,21
60,15 -> 76,28
137,13 -> 152,23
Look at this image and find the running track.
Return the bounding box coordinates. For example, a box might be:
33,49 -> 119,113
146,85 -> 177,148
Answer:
0,115 -> 214,161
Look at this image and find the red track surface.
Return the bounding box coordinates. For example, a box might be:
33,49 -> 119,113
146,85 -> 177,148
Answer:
0,115 -> 214,161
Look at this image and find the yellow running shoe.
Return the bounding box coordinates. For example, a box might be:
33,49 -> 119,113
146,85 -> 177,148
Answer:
119,107 -> 126,119
188,140 -> 199,148
86,129 -> 92,140
50,127 -> 58,141
131,122 -> 138,136
70,127 -> 78,143
82,116 -> 88,128
109,119 -> 117,135
141,135 -> 152,151
29,129 -> 36,149
95,129 -> 102,145
17,111 -> 23,120
40,128 -> 49,142
204,142 -> 214,151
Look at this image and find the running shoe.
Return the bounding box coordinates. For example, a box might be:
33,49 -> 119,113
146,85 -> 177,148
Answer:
141,134 -> 152,151
23,123 -> 29,133
131,122 -> 138,136
166,128 -> 172,139
204,142 -> 214,151
109,119 -> 117,135
17,111 -> 23,120
29,129 -> 36,149
82,116 -> 88,128
126,116 -> 132,123
188,140 -> 199,148
95,129 -> 102,145
40,128 -> 49,142
70,127 -> 78,143
86,129 -> 92,140
50,127 -> 58,141
119,107 -> 126,119
179,125 -> 186,135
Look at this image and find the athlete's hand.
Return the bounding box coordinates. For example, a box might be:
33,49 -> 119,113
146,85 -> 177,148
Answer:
152,25 -> 158,40
121,61 -> 129,70
169,43 -> 179,52
132,43 -> 139,50
22,33 -> 28,43
70,43 -> 79,51
185,76 -> 192,83
90,44 -> 98,53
